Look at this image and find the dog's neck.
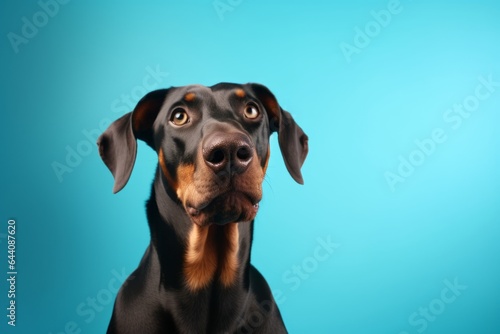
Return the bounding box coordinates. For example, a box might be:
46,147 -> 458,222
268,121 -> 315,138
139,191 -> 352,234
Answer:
148,169 -> 253,292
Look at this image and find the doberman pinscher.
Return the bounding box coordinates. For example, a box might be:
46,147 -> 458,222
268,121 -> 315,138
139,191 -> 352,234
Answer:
97,83 -> 308,333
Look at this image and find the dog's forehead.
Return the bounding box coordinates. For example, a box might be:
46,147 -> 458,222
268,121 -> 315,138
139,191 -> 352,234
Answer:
165,84 -> 211,102
164,83 -> 251,109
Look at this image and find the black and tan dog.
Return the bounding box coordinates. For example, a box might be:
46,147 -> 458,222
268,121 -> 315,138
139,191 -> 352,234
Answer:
98,83 -> 308,333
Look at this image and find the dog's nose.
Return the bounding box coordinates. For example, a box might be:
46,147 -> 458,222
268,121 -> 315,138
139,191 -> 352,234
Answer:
203,132 -> 253,175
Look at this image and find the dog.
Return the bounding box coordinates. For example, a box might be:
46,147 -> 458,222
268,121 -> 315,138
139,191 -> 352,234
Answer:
98,83 -> 308,333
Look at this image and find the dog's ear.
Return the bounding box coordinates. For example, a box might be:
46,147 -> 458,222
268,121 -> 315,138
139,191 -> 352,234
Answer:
248,83 -> 309,184
97,89 -> 170,193
97,113 -> 136,194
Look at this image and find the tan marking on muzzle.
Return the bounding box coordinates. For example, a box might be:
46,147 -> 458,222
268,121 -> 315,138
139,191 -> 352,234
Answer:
262,144 -> 271,175
159,149 -> 178,190
175,163 -> 196,204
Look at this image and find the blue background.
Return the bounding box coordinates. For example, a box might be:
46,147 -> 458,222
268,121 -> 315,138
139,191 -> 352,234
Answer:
1,0 -> 500,333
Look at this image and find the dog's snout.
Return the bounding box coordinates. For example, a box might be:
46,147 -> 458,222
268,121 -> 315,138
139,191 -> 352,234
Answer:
203,132 -> 253,175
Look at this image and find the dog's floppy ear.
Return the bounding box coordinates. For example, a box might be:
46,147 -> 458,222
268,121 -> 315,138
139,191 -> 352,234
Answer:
97,89 -> 170,193
248,83 -> 309,184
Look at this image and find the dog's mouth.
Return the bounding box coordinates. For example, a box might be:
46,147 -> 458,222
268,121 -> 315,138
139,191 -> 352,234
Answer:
186,191 -> 260,226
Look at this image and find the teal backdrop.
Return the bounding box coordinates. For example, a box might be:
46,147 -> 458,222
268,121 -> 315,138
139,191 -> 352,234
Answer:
1,1 -> 500,333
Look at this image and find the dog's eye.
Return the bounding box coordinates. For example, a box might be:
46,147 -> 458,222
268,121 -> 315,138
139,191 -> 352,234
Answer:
244,104 -> 260,119
170,108 -> 190,126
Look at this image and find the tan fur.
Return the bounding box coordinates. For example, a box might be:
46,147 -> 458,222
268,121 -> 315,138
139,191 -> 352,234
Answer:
159,149 -> 178,189
184,92 -> 196,102
262,145 -> 270,175
175,163 -> 196,203
235,89 -> 246,98
176,146 -> 264,291
235,152 -> 264,197
184,224 -> 218,290
184,223 -> 240,291
219,223 -> 240,287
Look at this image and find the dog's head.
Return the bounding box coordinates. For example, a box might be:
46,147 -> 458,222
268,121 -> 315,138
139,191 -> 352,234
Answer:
98,83 -> 308,226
